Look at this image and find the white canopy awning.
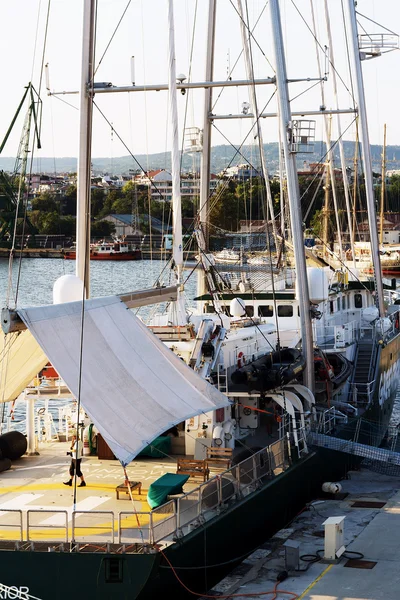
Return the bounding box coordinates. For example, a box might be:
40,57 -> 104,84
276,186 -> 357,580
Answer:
0,329 -> 47,403
18,296 -> 230,465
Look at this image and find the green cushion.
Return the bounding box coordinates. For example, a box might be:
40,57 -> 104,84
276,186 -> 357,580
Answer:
147,472 -> 190,509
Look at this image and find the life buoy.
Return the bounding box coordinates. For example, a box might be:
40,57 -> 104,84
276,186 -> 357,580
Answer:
237,352 -> 245,368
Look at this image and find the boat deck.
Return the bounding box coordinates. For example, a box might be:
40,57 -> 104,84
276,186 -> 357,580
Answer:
0,441 -> 204,549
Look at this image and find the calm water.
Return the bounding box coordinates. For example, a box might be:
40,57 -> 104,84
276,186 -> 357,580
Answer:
1,257 -> 400,428
0,257 -> 197,310
0,256 -> 198,428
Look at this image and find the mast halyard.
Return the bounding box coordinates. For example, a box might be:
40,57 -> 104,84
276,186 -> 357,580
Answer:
344,0 -> 385,317
76,0 -> 96,298
167,0 -> 186,325
198,0 -> 216,300
323,0 -> 356,267
269,0 -> 314,394
237,0 -> 277,246
379,124 -> 387,246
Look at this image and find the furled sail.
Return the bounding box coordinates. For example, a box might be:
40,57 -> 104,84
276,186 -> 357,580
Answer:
0,329 -> 47,403
18,296 -> 230,465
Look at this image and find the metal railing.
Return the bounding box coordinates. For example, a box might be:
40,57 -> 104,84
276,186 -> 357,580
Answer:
0,439 -> 295,550
72,510 -> 114,543
0,510 -> 23,542
27,510 -> 68,542
118,511 -> 152,544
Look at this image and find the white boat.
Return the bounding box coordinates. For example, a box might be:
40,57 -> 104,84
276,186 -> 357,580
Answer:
213,248 -> 245,263
0,3 -> 399,600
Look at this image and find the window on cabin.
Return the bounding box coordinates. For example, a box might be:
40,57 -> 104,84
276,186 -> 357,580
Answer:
354,294 -> 363,308
205,304 -> 215,313
222,306 -> 231,317
330,301 -> 334,314
258,305 -> 273,317
337,299 -> 340,311
245,306 -> 254,317
278,305 -> 293,317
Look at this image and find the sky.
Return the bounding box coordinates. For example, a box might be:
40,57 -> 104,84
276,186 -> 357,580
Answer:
1,0 -> 399,167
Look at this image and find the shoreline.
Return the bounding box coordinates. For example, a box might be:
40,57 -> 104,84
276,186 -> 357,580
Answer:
0,248 -> 197,260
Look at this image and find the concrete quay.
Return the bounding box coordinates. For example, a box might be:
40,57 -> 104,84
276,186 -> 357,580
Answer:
205,469 -> 400,600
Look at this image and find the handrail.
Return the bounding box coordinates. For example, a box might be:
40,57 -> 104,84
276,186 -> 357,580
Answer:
72,510 -> 114,543
27,510 -> 68,542
0,509 -> 23,541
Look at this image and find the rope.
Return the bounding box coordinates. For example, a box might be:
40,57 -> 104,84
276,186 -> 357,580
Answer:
122,465 -> 145,544
159,548 -> 298,599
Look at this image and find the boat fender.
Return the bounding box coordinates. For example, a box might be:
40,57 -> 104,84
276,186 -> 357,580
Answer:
322,482 -> 342,494
212,425 -> 224,446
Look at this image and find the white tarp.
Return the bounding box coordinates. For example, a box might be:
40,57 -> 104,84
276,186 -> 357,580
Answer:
18,296 -> 230,465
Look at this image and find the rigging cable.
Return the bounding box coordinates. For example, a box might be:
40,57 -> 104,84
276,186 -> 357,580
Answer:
291,0 -> 354,101
93,0 -> 132,76
212,1 -> 273,113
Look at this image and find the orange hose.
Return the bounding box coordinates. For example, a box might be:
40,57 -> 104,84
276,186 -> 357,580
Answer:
159,548 -> 298,599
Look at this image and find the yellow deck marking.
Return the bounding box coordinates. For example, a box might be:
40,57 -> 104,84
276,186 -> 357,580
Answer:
0,483 -> 140,493
0,482 -> 172,539
297,564 -> 333,600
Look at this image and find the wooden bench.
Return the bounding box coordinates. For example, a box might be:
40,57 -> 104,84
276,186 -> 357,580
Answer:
176,458 -> 209,482
116,480 -> 142,500
206,447 -> 233,472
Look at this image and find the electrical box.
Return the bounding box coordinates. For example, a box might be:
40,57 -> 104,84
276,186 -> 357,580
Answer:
323,516 -> 345,561
283,539 -> 300,573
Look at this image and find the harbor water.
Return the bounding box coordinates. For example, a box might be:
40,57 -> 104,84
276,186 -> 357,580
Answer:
0,257 -> 197,432
1,257 -> 400,430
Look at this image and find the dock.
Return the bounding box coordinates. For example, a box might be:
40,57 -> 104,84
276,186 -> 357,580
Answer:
202,468 -> 400,599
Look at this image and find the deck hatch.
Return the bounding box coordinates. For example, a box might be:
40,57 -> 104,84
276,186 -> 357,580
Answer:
344,559 -> 377,569
351,501 -> 387,508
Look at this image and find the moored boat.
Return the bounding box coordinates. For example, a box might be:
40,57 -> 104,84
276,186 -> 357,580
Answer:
0,1 -> 399,600
64,239 -> 141,260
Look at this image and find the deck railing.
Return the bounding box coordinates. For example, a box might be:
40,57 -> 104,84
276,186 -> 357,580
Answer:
0,438 -> 296,551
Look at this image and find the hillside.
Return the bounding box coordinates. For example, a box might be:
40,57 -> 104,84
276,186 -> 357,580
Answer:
0,141 -> 399,176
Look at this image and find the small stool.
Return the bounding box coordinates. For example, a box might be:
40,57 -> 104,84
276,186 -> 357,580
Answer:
116,481 -> 142,500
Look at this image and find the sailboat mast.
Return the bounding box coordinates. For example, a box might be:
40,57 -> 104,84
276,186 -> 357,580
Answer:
324,0 -> 356,265
76,0 -> 95,297
237,0 -> 277,245
198,0 -> 216,298
268,0 -> 314,393
344,0 -> 385,317
167,0 -> 186,324
379,124 -> 387,246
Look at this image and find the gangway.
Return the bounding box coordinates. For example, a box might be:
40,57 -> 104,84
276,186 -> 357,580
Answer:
308,431 -> 400,467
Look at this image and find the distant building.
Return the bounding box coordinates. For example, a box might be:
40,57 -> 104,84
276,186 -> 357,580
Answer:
218,164 -> 260,180
133,169 -> 220,202
358,215 -> 400,244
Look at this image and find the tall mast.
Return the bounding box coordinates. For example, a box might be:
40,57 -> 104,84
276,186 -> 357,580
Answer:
269,0 -> 314,393
344,0 -> 385,317
352,129 -> 359,246
309,1 -> 342,260
197,0 -> 216,298
379,124 -> 387,246
76,0 -> 96,297
237,0 -> 277,244
324,0 -> 355,265
167,0 -> 186,324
